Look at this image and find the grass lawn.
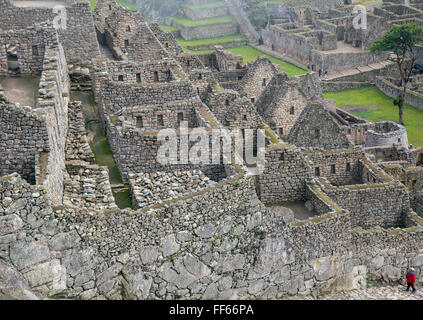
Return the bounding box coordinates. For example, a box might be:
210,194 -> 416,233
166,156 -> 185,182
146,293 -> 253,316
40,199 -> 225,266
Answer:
324,86 -> 423,147
160,25 -> 179,32
182,1 -> 226,10
89,0 -> 138,11
181,45 -> 308,76
172,15 -> 236,27
226,46 -> 308,77
176,34 -> 247,47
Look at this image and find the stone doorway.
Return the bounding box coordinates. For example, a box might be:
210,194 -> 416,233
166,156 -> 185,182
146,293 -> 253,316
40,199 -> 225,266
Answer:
5,44 -> 19,73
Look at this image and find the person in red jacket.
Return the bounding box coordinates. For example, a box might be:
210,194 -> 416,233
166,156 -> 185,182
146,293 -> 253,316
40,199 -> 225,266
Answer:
406,268 -> 416,293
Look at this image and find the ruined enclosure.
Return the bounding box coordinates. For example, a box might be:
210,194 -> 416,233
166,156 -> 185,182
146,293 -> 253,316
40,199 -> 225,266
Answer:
0,76 -> 40,107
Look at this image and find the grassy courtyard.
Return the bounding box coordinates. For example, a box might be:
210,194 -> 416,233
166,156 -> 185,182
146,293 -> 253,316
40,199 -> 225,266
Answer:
176,34 -> 247,47
89,0 -> 138,11
226,46 -> 309,77
324,86 -> 423,147
172,15 -> 236,27
181,44 -> 308,77
182,1 -> 226,10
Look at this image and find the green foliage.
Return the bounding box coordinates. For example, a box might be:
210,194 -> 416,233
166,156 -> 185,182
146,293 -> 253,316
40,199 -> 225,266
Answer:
370,23 -> 423,124
370,23 -> 423,57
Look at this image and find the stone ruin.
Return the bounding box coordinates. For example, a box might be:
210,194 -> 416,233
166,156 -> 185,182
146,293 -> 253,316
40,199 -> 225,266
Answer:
0,0 -> 422,301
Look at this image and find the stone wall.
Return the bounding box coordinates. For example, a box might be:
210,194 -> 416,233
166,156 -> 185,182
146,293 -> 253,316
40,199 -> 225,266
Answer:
65,101 -> 95,163
0,0 -> 100,66
63,160 -> 117,211
0,25 -> 56,75
2,165 -> 423,299
225,0 -> 260,44
316,166 -> 411,229
365,121 -> 409,149
128,170 -> 217,209
287,101 -> 352,150
0,25 -> 69,206
0,171 -> 358,299
96,0 -> 168,62
266,0 -> 343,19
149,22 -> 184,57
303,148 -> 364,186
352,212 -> 423,285
256,144 -> 312,204
239,56 -> 281,102
183,4 -> 228,21
375,76 -> 423,111
174,21 -> 239,41
255,73 -> 309,137
0,103 -> 49,183
98,75 -> 195,113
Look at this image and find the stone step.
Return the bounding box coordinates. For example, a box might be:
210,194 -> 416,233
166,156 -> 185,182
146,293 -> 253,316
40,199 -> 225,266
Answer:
322,60 -> 393,81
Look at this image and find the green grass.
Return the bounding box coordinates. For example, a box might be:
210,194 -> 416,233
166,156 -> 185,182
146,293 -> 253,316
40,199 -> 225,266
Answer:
89,0 -> 138,11
160,25 -> 179,32
71,92 -> 132,209
226,46 -> 308,77
324,86 -> 423,147
182,1 -> 226,10
176,34 -> 247,47
172,15 -> 236,27
180,44 -> 308,76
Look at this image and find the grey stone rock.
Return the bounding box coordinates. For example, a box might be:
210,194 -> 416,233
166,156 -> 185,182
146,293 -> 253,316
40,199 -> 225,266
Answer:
124,271 -> 153,299
194,223 -> 215,239
412,254 -> 423,267
161,234 -> 180,257
25,259 -> 66,295
0,214 -> 23,236
140,246 -> 159,264
97,264 -> 121,286
10,241 -> 50,270
202,283 -> 218,300
220,254 -> 245,273
248,279 -> 265,295
381,265 -> 401,282
183,254 -> 211,279
48,230 -> 81,251
248,236 -> 294,279
313,256 -> 337,281
176,231 -> 192,242
0,259 -> 39,300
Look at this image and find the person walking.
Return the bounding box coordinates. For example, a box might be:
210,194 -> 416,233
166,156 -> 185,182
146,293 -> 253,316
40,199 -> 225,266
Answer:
406,267 -> 417,293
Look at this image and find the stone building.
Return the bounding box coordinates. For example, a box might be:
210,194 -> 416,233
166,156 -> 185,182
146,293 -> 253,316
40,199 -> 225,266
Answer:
0,23 -> 69,206
255,73 -> 310,137
239,56 -> 282,103
94,0 -> 168,62
0,0 -> 100,66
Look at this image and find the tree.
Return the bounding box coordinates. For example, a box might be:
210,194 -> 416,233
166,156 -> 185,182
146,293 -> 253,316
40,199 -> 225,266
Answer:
370,23 -> 423,125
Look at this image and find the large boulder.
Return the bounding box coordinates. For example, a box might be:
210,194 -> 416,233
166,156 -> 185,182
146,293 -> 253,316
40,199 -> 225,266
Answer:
0,259 -> 39,300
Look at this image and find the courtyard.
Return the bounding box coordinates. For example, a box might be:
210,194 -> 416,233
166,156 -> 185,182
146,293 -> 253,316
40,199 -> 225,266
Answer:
324,86 -> 423,147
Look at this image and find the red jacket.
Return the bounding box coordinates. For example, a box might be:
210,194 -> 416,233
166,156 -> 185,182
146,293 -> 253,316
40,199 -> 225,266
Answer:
406,271 -> 416,284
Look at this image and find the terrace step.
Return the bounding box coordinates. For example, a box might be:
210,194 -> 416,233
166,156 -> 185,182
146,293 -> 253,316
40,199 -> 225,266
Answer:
322,60 -> 394,81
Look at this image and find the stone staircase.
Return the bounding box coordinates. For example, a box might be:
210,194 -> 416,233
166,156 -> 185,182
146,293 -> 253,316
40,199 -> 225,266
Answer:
224,0 -> 260,45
